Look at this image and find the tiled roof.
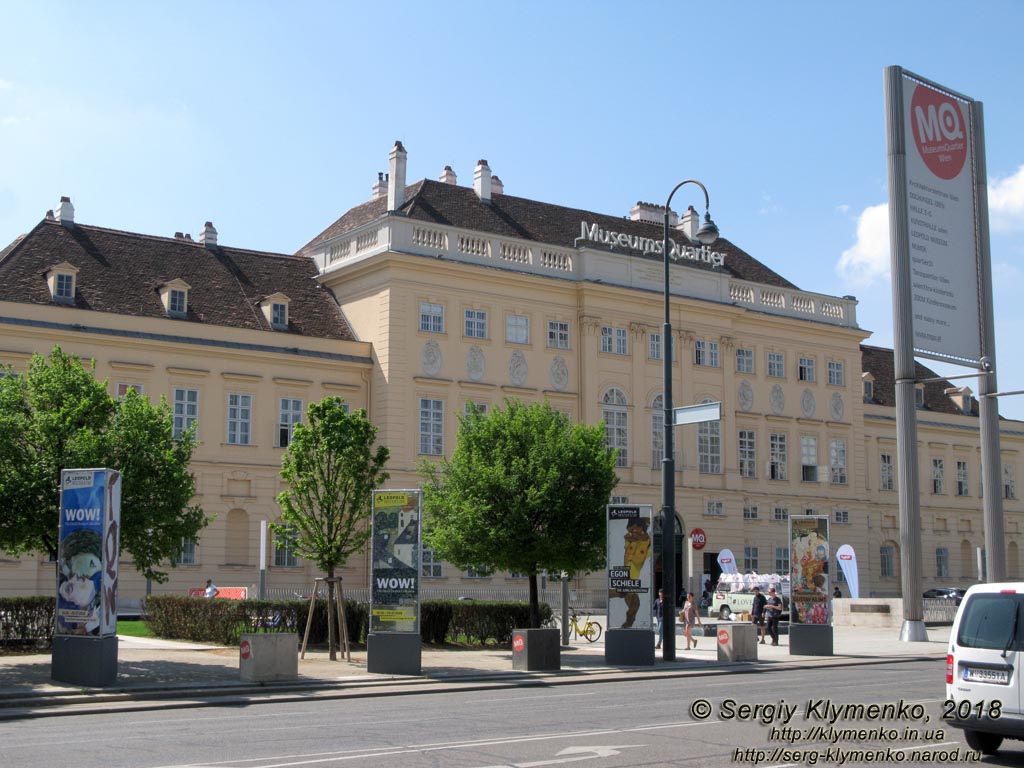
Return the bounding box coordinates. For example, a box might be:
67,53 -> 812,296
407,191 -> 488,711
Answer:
860,344 -> 979,416
300,180 -> 798,290
0,219 -> 355,340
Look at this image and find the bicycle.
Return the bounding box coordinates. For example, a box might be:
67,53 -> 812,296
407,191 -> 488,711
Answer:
553,609 -> 602,643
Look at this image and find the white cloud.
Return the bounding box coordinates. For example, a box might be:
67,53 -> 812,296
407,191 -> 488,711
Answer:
989,164 -> 1024,232
836,203 -> 890,287
836,203 -> 850,215
0,79 -> 12,90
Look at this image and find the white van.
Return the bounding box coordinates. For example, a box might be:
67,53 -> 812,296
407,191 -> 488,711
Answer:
946,582 -> 1024,755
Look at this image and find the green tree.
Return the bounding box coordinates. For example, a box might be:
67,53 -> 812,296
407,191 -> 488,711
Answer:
0,346 -> 206,582
273,397 -> 389,659
422,399 -> 618,628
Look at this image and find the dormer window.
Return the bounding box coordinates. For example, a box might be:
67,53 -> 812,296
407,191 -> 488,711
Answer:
45,262 -> 79,304
915,384 -> 925,408
862,372 -> 875,402
158,279 -> 192,318
260,293 -> 291,331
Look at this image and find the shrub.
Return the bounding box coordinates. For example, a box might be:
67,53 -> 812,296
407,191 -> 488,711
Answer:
0,597 -> 55,648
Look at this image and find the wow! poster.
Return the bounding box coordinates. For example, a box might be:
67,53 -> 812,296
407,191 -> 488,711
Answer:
370,490 -> 421,634
56,468 -> 121,636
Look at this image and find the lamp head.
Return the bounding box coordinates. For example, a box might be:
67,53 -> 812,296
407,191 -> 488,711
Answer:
696,213 -> 719,245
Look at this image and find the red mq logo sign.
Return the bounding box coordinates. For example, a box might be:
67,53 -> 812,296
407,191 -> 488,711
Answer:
910,84 -> 967,180
512,635 -> 525,652
718,629 -> 729,644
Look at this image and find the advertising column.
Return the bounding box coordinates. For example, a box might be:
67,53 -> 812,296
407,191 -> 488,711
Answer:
787,516 -> 833,656
367,489 -> 422,675
52,468 -> 122,686
605,504 -> 655,665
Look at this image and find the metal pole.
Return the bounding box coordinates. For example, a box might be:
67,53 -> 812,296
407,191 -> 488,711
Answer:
662,206 -> 677,661
884,66 -> 927,641
973,100 -> 1005,582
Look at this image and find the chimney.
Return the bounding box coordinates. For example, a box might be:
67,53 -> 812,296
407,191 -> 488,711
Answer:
491,175 -> 504,196
678,205 -> 700,241
439,165 -> 458,185
184,233 -> 193,242
372,172 -> 388,200
45,209 -> 55,220
629,201 -> 669,225
199,221 -> 217,248
55,196 -> 75,228
387,141 -> 407,212
174,232 -> 184,239
473,159 -> 492,203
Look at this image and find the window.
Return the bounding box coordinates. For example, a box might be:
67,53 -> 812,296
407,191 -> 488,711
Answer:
798,356 -> 815,382
744,546 -> 759,572
767,351 -> 785,378
705,500 -> 724,517
420,302 -> 444,333
173,388 -> 199,439
1005,463 -> 1017,500
602,388 -> 629,467
880,453 -> 895,491
649,332 -> 662,360
769,433 -> 787,480
743,505 -> 759,520
421,547 -> 443,578
697,403 -> 721,474
828,361 -> 844,386
116,383 -> 143,398
736,347 -> 754,374
863,379 -> 874,401
695,339 -> 719,367
464,401 -> 488,416
271,302 -> 288,329
775,547 -> 789,574
601,326 -> 627,355
957,460 -> 969,496
55,272 -> 75,300
738,429 -> 756,478
834,562 -> 846,583
227,393 -> 252,445
464,309 -> 487,339
801,436 -> 818,482
936,547 -> 950,578
506,314 -> 529,344
274,524 -> 298,567
419,398 -> 444,455
880,545 -> 895,578
834,508 -> 849,524
829,439 -> 847,485
773,506 -> 789,522
932,458 -> 945,494
278,398 -> 302,448
611,496 -> 630,505
169,288 -> 187,315
178,538 -> 196,566
464,565 -> 492,579
915,385 -> 925,407
547,320 -> 570,349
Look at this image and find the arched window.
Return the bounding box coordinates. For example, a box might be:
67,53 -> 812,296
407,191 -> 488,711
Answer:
697,398 -> 721,474
602,387 -> 628,468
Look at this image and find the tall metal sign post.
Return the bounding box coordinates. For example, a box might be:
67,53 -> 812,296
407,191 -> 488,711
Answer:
884,66 -> 1002,642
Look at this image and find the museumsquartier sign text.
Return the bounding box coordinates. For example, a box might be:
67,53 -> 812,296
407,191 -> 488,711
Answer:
579,221 -> 726,267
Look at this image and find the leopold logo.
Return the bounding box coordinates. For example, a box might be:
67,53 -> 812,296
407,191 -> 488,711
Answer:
910,84 -> 967,180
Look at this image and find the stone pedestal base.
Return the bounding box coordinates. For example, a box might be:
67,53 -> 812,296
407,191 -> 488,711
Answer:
239,633 -> 298,682
511,628 -> 560,671
367,632 -> 422,675
789,624 -> 834,656
51,635 -> 118,687
605,628 -> 655,666
716,623 -> 758,662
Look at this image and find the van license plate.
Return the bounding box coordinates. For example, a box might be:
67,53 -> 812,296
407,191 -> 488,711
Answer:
963,667 -> 1010,685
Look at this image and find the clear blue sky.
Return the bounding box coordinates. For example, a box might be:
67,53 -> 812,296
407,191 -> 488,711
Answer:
2,1 -> 1022,418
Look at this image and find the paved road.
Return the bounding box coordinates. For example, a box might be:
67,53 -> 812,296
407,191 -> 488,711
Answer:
7,658 -> 1018,768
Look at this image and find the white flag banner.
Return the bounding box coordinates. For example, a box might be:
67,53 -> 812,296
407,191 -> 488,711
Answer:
717,548 -> 738,575
837,544 -> 859,598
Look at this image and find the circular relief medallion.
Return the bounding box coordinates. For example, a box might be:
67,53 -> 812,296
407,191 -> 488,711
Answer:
770,384 -> 785,416
550,356 -> 568,391
738,380 -> 754,412
801,388 -> 816,418
466,345 -> 485,381
508,350 -> 528,387
831,392 -> 845,422
422,340 -> 442,377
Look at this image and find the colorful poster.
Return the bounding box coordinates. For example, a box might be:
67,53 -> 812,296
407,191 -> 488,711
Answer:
789,516 -> 830,625
370,490 -> 421,633
56,468 -> 121,636
836,544 -> 860,598
606,504 -> 653,630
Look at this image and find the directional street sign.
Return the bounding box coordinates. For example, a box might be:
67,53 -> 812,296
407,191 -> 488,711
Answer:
673,401 -> 721,426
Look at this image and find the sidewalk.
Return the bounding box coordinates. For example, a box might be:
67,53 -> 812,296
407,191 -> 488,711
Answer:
0,623 -> 950,719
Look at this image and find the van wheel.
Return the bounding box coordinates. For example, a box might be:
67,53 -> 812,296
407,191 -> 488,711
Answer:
964,729 -> 1002,755
719,606 -> 731,621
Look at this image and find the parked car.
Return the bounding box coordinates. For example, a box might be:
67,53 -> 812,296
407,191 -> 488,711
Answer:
923,587 -> 966,605
946,582 -> 1024,755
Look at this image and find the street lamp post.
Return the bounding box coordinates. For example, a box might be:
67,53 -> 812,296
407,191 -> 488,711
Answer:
661,180 -> 719,661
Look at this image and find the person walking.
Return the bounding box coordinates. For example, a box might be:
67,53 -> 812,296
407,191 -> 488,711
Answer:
765,586 -> 783,645
204,579 -> 220,598
680,592 -> 702,650
833,585 -> 842,598
654,588 -> 665,649
751,585 -> 767,644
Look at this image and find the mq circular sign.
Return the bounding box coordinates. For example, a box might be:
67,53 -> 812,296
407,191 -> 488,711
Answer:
690,528 -> 707,551
910,83 -> 967,180
512,634 -> 525,653
240,639 -> 252,660
718,629 -> 730,645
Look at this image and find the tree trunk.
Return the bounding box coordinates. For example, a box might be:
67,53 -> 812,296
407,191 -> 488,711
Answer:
326,567 -> 337,661
528,573 -> 540,628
